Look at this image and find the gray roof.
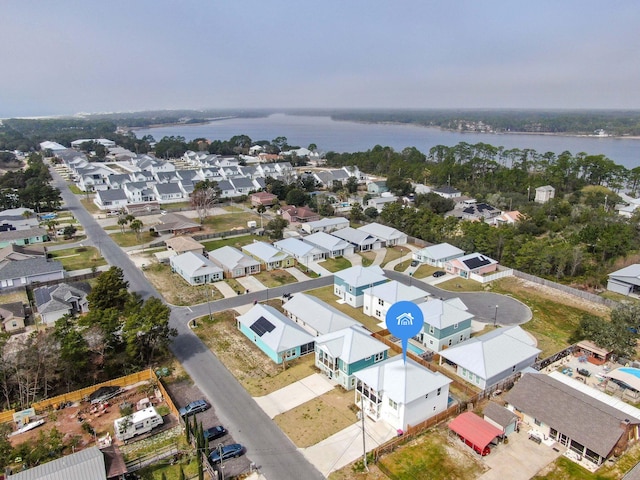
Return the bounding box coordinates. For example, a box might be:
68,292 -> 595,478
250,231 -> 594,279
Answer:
230,176 -> 254,189
7,445 -> 107,480
154,182 -> 182,194
358,222 -> 406,241
33,282 -> 90,314
333,265 -> 386,288
208,246 -> 260,271
331,227 -> 379,246
96,189 -> 128,202
438,326 -> 540,380
418,242 -> 465,260
242,242 -> 290,263
505,373 -> 638,458
0,226 -> 47,241
316,325 -> 389,364
0,258 -> 64,281
483,401 -> 518,428
283,293 -> 358,335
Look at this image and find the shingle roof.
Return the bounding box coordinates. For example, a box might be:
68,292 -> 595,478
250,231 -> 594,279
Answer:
169,252 -> 222,277
208,246 -> 260,270
505,373 -> 638,458
0,226 -> 47,241
357,222 -> 405,241
418,243 -> 464,260
242,242 -> 290,263
0,258 -> 63,281
96,189 -> 128,202
274,238 -> 327,258
303,232 -> 351,251
483,401 -> 518,428
331,227 -> 378,246
33,282 -> 90,314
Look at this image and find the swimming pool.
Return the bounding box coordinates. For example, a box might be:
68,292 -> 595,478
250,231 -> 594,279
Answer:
406,343 -> 426,356
619,367 -> 640,378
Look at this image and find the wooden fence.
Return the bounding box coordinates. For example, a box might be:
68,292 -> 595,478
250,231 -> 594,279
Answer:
0,369 -> 180,424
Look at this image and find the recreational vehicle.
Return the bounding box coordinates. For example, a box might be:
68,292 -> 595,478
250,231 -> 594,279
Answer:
114,406 -> 164,441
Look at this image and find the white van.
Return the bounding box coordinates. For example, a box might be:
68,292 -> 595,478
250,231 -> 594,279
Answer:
114,406 -> 164,441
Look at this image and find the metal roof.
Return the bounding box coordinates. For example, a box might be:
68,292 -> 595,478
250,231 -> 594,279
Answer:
7,446 -> 107,480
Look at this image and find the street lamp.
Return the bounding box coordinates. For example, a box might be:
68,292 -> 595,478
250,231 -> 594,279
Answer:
493,305 -> 499,327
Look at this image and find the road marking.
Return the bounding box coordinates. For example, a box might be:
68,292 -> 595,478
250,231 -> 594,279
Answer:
187,307 -> 193,312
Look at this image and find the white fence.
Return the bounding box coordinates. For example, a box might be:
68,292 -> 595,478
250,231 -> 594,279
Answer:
470,268 -> 514,284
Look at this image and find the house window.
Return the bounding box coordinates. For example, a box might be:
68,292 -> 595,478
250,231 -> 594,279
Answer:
433,406 -> 437,411
378,298 -> 384,306
437,388 -> 441,396
374,352 -> 384,362
534,418 -> 541,426
351,378 -> 356,388
375,310 -> 381,317
11,322 -> 16,328
462,368 -> 467,377
429,325 -> 434,334
424,393 -> 428,399
365,356 -> 372,361
453,323 -> 459,329
388,399 -> 398,410
460,335 -> 464,341
512,365 -> 516,372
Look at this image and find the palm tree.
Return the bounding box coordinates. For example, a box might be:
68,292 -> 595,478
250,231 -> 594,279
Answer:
129,219 -> 143,242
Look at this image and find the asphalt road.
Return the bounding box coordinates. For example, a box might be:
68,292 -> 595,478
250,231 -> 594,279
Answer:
50,169 -> 328,480
384,270 -> 532,326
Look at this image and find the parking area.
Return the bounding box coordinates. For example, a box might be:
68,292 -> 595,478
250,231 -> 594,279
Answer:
477,427 -> 562,480
166,380 -> 253,478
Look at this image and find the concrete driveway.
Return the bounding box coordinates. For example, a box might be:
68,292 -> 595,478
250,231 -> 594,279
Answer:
253,374 -> 335,419
236,275 -> 267,293
285,267 -> 311,282
301,416 -> 398,477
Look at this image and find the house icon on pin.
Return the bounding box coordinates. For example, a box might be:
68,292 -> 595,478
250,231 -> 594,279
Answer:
396,313 -> 414,326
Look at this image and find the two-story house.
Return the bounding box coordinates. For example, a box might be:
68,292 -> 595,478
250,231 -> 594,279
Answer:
418,298 -> 473,352
315,325 -> 389,390
355,356 -> 452,432
362,280 -> 430,322
333,265 -> 388,308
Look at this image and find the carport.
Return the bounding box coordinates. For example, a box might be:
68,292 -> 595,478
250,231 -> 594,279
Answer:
449,411 -> 503,456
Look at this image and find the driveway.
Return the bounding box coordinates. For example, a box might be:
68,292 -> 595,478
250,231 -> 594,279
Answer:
253,374 -> 335,419
301,416 -> 398,477
285,267 -> 311,282
235,275 -> 267,293
477,428 -> 562,480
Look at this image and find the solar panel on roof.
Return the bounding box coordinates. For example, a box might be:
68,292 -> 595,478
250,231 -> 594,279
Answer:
250,316 -> 276,336
463,256 -> 492,269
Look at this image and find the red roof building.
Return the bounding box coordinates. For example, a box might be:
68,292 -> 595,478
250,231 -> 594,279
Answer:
449,411 -> 502,456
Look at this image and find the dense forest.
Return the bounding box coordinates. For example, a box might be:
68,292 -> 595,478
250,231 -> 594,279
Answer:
320,109 -> 640,136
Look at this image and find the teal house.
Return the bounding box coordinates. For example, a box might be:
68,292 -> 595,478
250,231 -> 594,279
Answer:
0,227 -> 49,249
333,265 -> 387,307
315,325 -> 390,390
236,304 -> 315,364
418,298 -> 474,352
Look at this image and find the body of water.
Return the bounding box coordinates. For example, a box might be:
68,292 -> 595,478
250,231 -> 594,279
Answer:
135,113 -> 640,169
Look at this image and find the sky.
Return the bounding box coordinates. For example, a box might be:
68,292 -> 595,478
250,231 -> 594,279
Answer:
1,1 -> 639,117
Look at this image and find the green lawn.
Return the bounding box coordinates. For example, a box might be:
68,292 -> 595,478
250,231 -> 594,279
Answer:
436,277 -> 486,292
319,256 -> 352,273
491,278 -> 609,358
380,246 -> 408,267
202,212 -> 261,232
413,263 -> 440,278
80,197 -> 100,213
358,251 -> 376,267
201,234 -> 263,251
376,428 -> 485,480
49,246 -> 107,271
253,269 -> 297,288
306,286 -> 382,332
109,231 -> 156,247
67,185 -> 83,194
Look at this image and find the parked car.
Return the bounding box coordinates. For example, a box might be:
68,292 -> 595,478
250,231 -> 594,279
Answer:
178,399 -> 209,417
577,368 -> 591,377
410,260 -> 419,267
204,425 -> 227,442
433,270 -> 446,278
209,443 -> 244,464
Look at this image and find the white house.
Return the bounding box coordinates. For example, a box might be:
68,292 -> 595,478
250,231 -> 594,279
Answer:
412,243 -> 465,267
432,186 -> 462,199
208,246 -> 261,278
438,326 -> 541,390
607,264 -> 640,296
170,252 -> 223,285
535,185 -> 555,203
331,227 -> 382,252
357,223 -> 407,247
301,217 -> 350,234
242,241 -> 294,270
303,232 -> 354,258
355,356 -> 452,432
273,237 -> 328,265
362,280 -> 430,322
283,293 -> 359,336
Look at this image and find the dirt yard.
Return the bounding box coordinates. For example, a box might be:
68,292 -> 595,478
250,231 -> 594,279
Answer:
8,381 -> 174,451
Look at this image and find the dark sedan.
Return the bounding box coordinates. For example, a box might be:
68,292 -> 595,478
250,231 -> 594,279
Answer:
209,443 -> 244,464
204,425 -> 227,442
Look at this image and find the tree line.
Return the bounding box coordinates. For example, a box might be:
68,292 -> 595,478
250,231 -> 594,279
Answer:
0,267 -> 176,412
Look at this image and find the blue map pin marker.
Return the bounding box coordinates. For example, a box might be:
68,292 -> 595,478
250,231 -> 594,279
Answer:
386,301 -> 424,363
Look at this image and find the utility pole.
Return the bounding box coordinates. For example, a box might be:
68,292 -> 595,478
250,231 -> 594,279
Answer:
494,305 -> 499,327
218,443 -> 225,480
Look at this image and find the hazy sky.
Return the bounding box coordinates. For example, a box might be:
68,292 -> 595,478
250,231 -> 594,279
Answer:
1,1 -> 639,117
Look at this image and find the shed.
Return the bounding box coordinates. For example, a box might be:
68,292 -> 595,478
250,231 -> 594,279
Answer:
449,411 -> 502,456
483,401 -> 519,436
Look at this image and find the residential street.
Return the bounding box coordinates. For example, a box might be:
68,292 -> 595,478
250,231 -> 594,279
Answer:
50,169 -> 327,480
